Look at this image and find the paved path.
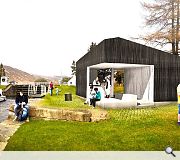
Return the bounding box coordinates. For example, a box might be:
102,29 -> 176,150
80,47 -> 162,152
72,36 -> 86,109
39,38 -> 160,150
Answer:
0,99 -> 14,122
0,99 -> 23,151
0,119 -> 22,150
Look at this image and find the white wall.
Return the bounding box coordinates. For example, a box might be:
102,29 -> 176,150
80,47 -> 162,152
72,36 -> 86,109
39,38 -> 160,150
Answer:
68,75 -> 76,86
1,76 -> 9,86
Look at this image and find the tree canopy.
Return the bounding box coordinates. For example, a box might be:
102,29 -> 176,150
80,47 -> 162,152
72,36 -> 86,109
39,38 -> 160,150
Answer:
140,0 -> 180,55
71,60 -> 76,76
34,78 -> 48,82
87,42 -> 97,52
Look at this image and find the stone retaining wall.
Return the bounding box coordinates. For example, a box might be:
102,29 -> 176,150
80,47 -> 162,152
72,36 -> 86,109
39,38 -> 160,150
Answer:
8,106 -> 107,122
30,107 -> 92,122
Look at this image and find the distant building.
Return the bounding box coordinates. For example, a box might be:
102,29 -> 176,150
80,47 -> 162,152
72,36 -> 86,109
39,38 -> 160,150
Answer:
1,76 -> 9,85
68,75 -> 76,86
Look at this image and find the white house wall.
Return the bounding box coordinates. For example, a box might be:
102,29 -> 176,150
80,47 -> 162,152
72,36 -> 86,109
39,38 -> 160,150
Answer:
68,76 -> 76,86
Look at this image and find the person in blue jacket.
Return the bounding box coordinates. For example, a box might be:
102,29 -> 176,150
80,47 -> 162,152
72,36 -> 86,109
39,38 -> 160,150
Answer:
90,88 -> 101,108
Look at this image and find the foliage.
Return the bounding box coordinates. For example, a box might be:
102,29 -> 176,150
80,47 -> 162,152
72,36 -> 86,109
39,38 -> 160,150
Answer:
114,82 -> 124,93
0,63 -> 5,77
140,0 -> 180,55
5,103 -> 180,151
71,60 -> 76,76
34,78 -> 48,82
87,42 -> 97,52
62,77 -> 71,83
0,85 -> 6,90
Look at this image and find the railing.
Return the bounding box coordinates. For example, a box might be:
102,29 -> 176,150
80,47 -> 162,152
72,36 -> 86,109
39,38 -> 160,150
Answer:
17,83 -> 49,96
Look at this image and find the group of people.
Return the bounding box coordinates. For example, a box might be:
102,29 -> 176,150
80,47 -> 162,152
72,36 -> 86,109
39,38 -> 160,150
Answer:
87,76 -> 111,108
49,81 -> 60,96
89,85 -> 101,108
12,77 -> 109,121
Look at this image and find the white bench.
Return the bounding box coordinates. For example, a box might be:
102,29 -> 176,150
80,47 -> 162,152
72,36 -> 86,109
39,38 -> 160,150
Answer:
96,94 -> 137,109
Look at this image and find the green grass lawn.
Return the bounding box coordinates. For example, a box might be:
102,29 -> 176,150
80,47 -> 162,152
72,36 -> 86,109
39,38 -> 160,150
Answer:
114,83 -> 124,93
0,85 -> 7,90
34,85 -> 89,110
5,102 -> 180,151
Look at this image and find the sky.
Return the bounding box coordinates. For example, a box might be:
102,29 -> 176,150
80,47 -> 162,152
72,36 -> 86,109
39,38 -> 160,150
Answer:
0,0 -> 144,77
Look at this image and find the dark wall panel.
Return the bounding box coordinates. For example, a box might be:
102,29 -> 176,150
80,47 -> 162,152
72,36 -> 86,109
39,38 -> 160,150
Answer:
77,37 -> 180,101
76,41 -> 106,97
90,69 -> 98,84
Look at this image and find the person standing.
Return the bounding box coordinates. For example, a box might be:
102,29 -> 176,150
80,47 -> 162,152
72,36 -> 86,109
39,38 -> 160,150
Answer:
105,76 -> 111,98
49,81 -> 54,96
88,85 -> 96,105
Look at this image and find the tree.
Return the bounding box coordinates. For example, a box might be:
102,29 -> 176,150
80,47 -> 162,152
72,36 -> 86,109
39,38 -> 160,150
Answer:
71,60 -> 76,75
0,63 -> 5,77
87,42 -> 97,52
62,77 -> 71,83
34,78 -> 48,82
140,0 -> 180,55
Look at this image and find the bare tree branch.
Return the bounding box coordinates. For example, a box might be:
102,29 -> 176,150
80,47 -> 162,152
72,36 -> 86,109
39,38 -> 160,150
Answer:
138,0 -> 180,54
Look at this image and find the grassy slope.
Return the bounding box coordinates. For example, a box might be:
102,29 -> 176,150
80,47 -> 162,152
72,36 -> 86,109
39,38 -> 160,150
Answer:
34,85 -> 89,110
5,103 -> 180,151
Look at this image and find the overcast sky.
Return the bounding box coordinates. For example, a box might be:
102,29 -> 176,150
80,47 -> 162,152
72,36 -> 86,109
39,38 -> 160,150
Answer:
0,0 -> 143,77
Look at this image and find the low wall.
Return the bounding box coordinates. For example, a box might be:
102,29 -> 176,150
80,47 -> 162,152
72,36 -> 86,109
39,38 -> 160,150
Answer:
30,107 -> 92,122
8,106 -> 107,122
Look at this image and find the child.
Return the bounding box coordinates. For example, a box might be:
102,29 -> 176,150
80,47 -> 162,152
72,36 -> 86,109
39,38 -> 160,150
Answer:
56,87 -> 61,95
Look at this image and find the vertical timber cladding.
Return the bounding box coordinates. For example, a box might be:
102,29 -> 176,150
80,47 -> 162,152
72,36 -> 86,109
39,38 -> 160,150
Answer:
77,37 -> 180,101
76,40 -> 106,97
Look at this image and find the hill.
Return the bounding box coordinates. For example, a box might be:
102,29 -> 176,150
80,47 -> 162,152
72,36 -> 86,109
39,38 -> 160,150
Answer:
3,65 -> 65,84
4,65 -> 38,83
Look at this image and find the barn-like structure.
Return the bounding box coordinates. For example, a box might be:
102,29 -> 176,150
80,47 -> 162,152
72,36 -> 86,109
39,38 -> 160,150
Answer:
76,37 -> 180,103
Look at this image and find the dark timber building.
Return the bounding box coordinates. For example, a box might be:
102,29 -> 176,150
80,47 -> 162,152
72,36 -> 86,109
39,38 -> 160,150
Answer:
76,37 -> 180,102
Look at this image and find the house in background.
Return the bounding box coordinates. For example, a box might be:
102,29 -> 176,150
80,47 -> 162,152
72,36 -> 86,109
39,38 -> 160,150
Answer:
76,37 -> 180,105
68,75 -> 76,86
1,76 -> 9,86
